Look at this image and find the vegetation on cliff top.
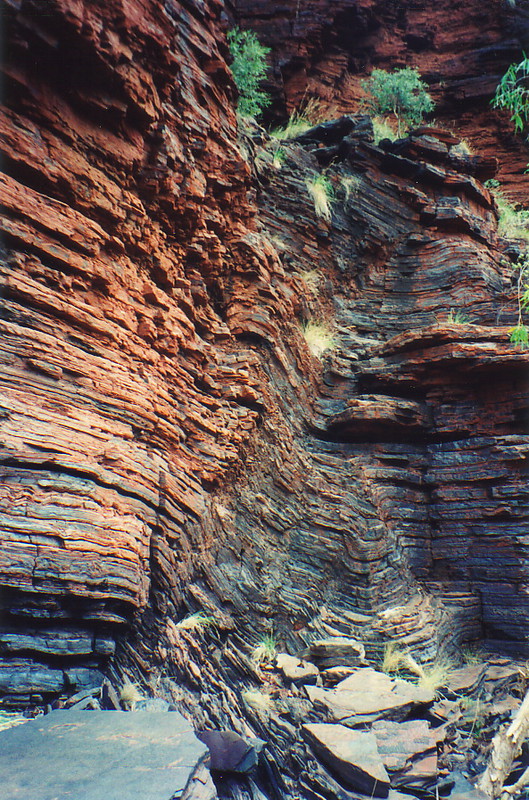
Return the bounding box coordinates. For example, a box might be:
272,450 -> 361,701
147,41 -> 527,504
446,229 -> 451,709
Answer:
361,67 -> 434,136
228,27 -> 271,118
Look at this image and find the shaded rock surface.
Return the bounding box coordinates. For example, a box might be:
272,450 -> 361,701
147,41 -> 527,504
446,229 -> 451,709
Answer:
302,723 -> 390,796
0,709 -> 215,800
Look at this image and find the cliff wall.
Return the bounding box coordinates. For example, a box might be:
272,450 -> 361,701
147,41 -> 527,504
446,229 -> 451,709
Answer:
233,0 -> 529,202
0,0 -> 528,711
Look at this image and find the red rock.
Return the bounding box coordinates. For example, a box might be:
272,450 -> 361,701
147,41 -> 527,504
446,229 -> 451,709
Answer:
234,0 -> 529,202
0,0 -> 527,715
302,723 -> 390,797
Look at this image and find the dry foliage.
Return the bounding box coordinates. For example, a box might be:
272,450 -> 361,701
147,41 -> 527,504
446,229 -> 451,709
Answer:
302,320 -> 336,358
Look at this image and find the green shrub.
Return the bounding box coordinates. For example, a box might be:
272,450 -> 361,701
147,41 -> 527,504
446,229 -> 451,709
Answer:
251,634 -> 277,665
361,68 -> 434,136
228,28 -> 271,118
494,191 -> 529,242
510,255 -> 529,349
492,55 -> 529,134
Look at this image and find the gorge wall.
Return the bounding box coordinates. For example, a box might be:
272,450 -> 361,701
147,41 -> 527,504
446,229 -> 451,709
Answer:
233,0 -> 529,202
0,0 -> 528,719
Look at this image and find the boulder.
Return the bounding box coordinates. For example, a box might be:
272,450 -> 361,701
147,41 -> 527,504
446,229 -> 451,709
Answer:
307,638 -> 365,669
196,729 -> 266,774
305,668 -> 434,725
302,723 -> 390,797
276,653 -> 319,685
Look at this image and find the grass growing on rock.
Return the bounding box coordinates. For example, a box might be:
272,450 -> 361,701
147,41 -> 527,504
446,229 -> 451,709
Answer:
251,633 -> 277,665
306,174 -> 335,222
270,97 -> 334,140
301,320 -> 336,358
446,309 -> 475,325
175,611 -> 216,631
372,117 -> 398,144
494,192 -> 529,242
120,680 -> 144,709
382,642 -> 455,695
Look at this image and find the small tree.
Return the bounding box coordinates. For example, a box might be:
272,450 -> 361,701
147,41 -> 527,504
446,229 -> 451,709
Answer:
361,67 -> 434,136
227,28 -> 271,118
492,55 -> 529,134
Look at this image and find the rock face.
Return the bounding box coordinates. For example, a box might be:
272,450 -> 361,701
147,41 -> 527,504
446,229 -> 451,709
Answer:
0,0 -> 528,719
302,723 -> 390,796
233,0 -> 529,202
0,0 -> 258,697
0,710 -> 214,800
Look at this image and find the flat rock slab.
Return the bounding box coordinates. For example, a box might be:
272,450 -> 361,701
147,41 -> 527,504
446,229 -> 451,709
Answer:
276,653 -> 319,685
306,668 -> 434,725
443,664 -> 485,697
0,710 -> 212,800
302,723 -> 390,797
372,719 -> 438,788
307,637 -> 365,668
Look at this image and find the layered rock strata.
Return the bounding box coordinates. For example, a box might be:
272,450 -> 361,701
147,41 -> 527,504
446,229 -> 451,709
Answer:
0,0 -> 528,721
233,0 -> 529,201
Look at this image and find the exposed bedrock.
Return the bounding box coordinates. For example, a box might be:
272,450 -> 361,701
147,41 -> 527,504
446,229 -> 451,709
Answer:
232,0 -> 529,203
0,0 -> 528,711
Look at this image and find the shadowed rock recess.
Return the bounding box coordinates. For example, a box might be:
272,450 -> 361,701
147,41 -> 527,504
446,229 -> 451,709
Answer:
0,0 -> 528,795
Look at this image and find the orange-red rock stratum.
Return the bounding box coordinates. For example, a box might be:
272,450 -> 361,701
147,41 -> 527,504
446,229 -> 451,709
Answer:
0,0 -> 528,711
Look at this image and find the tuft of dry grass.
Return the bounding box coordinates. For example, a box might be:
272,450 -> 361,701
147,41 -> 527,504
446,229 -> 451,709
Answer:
417,659 -> 455,694
340,175 -> 362,204
452,139 -> 474,156
302,320 -> 336,358
270,97 -> 336,139
306,174 -> 334,222
298,269 -> 322,293
120,681 -> 143,709
251,634 -> 277,665
381,641 -> 404,674
372,117 -> 398,144
381,642 -> 455,695
175,611 -> 216,631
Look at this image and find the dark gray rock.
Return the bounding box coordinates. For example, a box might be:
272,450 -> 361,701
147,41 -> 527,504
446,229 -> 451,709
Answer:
0,628 -> 96,656
100,679 -> 121,710
64,667 -> 104,689
306,638 -> 365,669
0,710 -> 213,800
196,729 -> 266,774
0,659 -> 65,693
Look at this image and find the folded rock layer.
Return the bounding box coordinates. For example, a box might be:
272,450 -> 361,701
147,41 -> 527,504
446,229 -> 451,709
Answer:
0,0 -> 527,705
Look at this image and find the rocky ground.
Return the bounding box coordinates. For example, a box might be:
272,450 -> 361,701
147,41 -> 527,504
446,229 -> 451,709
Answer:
1,638 -> 528,800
